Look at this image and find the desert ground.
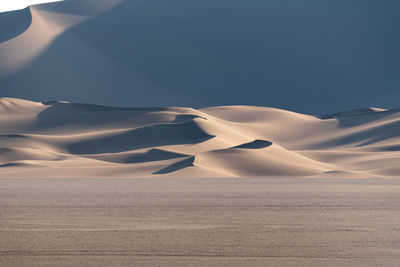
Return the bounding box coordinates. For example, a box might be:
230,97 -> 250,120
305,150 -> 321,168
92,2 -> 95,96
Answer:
1,1 -> 400,266
1,178 -> 400,266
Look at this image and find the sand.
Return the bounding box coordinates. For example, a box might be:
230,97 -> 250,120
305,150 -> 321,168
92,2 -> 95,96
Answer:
2,2 -> 399,266
0,97 -> 399,178
0,0 -> 121,74
1,178 -> 400,266
0,1 -> 63,13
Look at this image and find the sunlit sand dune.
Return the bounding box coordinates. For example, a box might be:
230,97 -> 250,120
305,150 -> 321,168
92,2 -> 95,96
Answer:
0,0 -> 121,75
0,97 -> 398,178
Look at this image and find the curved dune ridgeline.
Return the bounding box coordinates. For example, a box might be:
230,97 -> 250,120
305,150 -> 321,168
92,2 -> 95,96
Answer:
1,0 -> 400,113
0,98 -> 399,178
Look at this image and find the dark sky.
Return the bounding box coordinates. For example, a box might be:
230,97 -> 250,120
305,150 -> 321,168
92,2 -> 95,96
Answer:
1,0 -> 400,114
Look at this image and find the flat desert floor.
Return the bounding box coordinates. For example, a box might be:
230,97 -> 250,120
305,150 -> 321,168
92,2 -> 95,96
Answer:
1,178 -> 400,266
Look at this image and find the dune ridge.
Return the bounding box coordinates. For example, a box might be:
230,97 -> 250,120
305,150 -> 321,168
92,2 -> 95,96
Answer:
0,97 -> 399,178
0,0 -> 122,75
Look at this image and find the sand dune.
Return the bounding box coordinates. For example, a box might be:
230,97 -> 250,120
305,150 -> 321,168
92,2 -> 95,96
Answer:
0,97 -> 399,178
0,0 -> 121,75
3,0 -> 398,113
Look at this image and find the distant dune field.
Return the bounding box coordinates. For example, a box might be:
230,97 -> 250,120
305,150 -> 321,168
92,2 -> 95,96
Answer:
0,97 -> 399,178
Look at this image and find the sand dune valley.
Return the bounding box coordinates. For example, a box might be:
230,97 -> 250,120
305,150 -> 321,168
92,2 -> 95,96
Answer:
1,0 -> 400,266
0,97 -> 399,178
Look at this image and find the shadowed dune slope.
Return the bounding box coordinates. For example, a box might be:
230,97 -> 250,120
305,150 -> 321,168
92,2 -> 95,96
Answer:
0,0 -> 121,75
0,98 -> 399,178
0,8 -> 32,43
2,0 -> 400,113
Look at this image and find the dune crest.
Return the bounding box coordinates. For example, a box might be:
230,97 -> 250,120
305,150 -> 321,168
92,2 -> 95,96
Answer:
0,98 -> 399,178
0,0 -> 121,75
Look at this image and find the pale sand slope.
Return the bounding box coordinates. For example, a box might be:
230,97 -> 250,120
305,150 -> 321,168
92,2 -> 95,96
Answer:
0,97 -> 399,178
0,0 -> 122,75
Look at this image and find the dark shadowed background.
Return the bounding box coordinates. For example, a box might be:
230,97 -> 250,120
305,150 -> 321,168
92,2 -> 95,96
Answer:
1,0 -> 399,114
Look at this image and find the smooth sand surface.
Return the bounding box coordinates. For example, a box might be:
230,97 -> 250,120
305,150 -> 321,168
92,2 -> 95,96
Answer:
0,98 -> 399,178
0,1 -> 63,13
1,178 -> 400,266
0,0 -> 121,74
